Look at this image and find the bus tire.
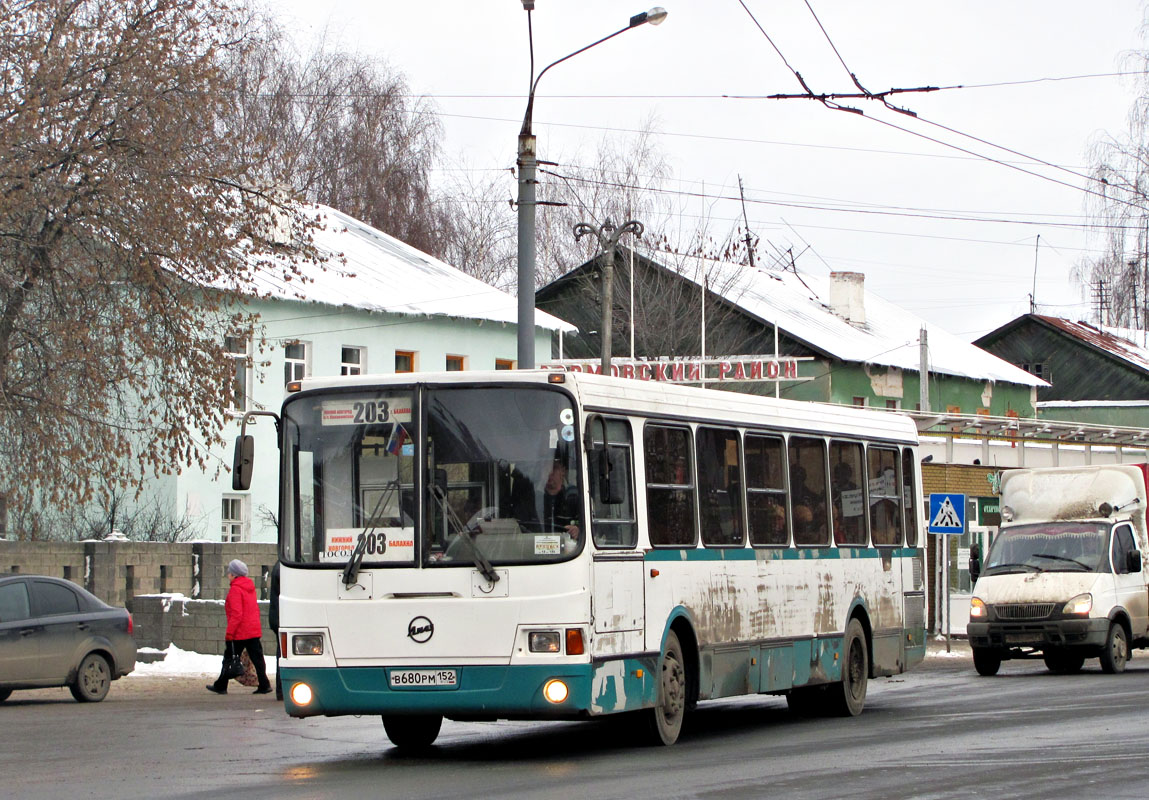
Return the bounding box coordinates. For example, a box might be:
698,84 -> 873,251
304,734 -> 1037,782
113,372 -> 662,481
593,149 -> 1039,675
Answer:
972,647 -> 1002,677
646,629 -> 687,745
825,618 -> 868,717
1043,650 -> 1084,674
1099,623 -> 1128,674
382,714 -> 443,750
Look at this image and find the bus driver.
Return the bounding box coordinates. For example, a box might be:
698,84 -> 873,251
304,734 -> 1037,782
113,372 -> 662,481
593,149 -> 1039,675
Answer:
543,459 -> 580,541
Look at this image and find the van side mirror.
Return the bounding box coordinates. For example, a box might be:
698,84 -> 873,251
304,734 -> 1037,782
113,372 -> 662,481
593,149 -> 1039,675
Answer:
969,543 -> 982,583
1128,550 -> 1142,574
232,435 -> 254,491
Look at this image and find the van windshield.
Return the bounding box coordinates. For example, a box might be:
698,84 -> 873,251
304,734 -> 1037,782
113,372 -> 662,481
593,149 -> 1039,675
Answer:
984,522 -> 1110,575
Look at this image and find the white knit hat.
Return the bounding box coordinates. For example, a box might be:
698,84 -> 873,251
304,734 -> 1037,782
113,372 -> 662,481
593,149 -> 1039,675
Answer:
227,559 -> 248,577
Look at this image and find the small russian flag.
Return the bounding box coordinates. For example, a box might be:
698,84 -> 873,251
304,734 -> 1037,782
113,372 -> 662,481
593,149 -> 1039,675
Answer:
386,424 -> 408,456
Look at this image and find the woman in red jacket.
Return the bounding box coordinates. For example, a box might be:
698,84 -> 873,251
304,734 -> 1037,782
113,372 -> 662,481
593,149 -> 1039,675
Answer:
207,559 -> 271,695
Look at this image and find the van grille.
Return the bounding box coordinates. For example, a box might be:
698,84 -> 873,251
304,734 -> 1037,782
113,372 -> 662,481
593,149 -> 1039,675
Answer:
994,603 -> 1056,621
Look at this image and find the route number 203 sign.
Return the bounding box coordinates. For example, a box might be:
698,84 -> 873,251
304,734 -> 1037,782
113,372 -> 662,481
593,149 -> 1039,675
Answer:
321,397 -> 412,426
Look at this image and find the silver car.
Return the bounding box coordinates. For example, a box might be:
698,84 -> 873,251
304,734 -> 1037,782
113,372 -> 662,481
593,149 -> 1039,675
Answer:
0,575 -> 136,702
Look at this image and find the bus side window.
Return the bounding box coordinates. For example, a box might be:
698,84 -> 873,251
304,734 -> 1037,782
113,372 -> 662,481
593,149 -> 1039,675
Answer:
645,424 -> 697,548
901,449 -> 919,547
788,436 -> 829,547
697,427 -> 743,547
868,446 -> 903,547
829,440 -> 867,547
746,434 -> 788,547
590,418 -> 637,549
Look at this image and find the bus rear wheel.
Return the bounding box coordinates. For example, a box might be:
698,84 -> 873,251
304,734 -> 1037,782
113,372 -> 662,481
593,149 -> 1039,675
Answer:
382,714 -> 443,751
1043,650 -> 1084,674
646,629 -> 687,745
972,647 -> 1002,676
825,618 -> 868,717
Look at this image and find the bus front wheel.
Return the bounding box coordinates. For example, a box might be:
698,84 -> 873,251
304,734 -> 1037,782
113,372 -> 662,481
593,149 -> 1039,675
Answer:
382,714 -> 443,751
646,629 -> 687,745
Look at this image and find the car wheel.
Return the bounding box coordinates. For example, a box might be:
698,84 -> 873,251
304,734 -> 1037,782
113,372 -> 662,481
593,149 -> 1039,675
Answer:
972,647 -> 1002,677
824,618 -> 868,717
70,653 -> 112,703
645,629 -> 688,745
382,714 -> 442,750
0,688 -> 11,703
1100,623 -> 1128,674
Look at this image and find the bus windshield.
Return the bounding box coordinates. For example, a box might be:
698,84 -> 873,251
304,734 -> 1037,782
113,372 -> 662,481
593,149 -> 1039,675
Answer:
281,385 -> 583,568
983,522 -> 1110,575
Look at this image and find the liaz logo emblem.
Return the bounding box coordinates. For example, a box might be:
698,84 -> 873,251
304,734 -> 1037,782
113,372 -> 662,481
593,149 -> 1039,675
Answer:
407,616 -> 434,643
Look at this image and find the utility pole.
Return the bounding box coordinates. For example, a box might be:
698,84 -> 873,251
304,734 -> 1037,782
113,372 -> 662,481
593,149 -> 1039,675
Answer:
919,327 -> 929,413
573,218 -> 644,376
738,175 -> 756,269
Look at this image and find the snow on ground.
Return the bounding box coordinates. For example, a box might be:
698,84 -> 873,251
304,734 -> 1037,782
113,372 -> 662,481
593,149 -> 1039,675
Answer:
129,644 -> 276,677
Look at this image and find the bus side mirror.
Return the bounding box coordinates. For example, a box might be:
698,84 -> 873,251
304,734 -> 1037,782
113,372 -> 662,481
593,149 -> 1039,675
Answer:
596,446 -> 625,505
232,435 -> 254,491
1128,550 -> 1143,573
969,543 -> 981,583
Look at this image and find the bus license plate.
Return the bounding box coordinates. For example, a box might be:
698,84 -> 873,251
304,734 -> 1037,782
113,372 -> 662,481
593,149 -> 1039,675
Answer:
389,669 -> 458,688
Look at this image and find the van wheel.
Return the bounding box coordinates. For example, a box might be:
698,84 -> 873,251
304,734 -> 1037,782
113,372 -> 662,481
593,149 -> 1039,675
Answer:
824,619 -> 868,717
1043,650 -> 1084,674
382,714 -> 442,750
1100,623 -> 1128,674
645,629 -> 687,745
69,653 -> 111,702
972,647 -> 1002,677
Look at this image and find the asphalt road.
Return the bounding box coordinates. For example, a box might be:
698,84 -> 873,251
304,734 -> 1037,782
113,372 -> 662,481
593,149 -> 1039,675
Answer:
4,644 -> 1149,800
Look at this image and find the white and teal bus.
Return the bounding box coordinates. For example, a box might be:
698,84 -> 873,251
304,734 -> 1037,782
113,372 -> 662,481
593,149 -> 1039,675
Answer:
242,370 -> 926,748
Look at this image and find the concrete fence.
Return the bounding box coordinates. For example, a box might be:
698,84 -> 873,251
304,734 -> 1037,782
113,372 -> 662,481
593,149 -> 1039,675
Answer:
0,540 -> 279,655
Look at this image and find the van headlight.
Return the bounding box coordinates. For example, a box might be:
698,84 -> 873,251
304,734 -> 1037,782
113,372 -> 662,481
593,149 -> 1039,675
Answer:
1062,593 -> 1092,616
970,597 -> 987,618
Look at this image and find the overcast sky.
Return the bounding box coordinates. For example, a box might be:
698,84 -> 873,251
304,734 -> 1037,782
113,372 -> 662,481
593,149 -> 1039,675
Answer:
273,0 -> 1147,342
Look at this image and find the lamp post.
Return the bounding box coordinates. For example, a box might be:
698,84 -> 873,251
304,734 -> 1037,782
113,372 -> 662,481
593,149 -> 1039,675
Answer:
516,3 -> 667,369
573,218 -> 644,376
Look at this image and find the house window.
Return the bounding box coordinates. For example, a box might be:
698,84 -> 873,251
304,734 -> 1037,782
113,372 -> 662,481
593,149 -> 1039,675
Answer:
224,335 -> 250,412
341,346 -> 364,376
1022,362 -> 1048,381
284,341 -> 308,385
495,359 -> 514,370
885,399 -> 900,410
221,496 -> 249,543
852,397 -> 866,407
395,350 -> 415,373
446,355 -> 465,371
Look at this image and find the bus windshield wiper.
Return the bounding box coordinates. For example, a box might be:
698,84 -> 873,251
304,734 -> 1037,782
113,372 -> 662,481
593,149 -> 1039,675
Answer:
1031,553 -> 1089,570
342,480 -> 401,588
433,483 -> 499,584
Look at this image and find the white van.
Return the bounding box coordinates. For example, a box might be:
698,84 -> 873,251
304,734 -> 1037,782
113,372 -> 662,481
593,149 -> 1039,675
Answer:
967,463 -> 1148,676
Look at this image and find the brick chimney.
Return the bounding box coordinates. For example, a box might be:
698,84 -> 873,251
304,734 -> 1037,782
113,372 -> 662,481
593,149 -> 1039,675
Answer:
829,271 -> 866,325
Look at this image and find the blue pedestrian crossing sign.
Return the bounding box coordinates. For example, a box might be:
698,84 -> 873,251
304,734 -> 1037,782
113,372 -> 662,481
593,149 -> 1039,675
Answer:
928,493 -> 966,535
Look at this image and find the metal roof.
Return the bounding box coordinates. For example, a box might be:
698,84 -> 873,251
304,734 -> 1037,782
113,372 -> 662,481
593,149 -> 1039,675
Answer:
1031,315 -> 1149,375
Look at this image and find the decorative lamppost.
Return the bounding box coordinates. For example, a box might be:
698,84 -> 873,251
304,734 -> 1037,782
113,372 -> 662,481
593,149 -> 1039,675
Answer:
573,218 -> 645,375
516,3 -> 667,369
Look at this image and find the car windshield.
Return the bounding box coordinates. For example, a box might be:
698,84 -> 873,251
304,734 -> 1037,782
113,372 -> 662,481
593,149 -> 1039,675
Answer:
281,385 -> 583,568
983,522 -> 1110,575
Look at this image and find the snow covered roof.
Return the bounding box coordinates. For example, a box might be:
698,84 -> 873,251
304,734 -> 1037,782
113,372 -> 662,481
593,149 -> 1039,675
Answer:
645,257 -> 1045,386
240,205 -> 574,332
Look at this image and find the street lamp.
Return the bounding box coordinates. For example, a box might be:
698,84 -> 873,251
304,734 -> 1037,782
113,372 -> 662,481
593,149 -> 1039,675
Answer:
573,218 -> 644,376
516,4 -> 667,369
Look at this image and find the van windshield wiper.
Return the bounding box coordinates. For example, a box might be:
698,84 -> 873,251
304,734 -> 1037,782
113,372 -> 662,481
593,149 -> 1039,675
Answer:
1031,553 -> 1089,570
985,561 -> 1043,574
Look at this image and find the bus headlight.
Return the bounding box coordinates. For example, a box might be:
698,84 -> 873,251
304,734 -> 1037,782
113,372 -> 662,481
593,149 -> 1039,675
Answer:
543,679 -> 569,704
1063,593 -> 1092,615
290,682 -> 314,706
292,634 -> 324,655
529,631 -> 562,653
970,597 -> 987,618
